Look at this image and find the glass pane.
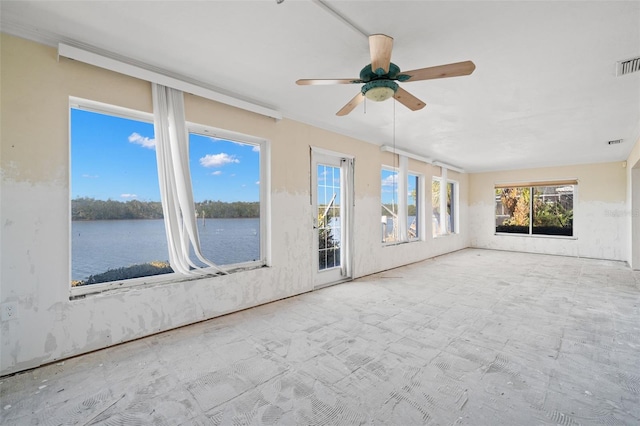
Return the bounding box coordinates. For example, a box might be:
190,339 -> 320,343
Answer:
532,185 -> 574,236
71,108 -> 171,286
189,134 -> 261,266
408,174 -> 419,240
432,179 -> 441,237
381,169 -> 398,243
333,247 -> 341,268
495,187 -> 530,234
317,164 -> 341,271
447,182 -> 455,233
319,246 -> 327,270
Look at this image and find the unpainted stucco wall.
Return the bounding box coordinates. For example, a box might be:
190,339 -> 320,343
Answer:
0,34 -> 469,375
468,162 -> 628,261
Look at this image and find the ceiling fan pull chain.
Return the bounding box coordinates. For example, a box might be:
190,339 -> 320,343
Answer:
393,99 -> 397,213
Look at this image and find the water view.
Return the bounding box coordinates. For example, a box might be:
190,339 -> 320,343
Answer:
72,218 -> 260,281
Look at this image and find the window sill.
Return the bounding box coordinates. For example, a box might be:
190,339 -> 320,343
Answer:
494,232 -> 577,240
382,241 -> 408,247
382,239 -> 422,247
433,232 -> 458,239
70,260 -> 267,299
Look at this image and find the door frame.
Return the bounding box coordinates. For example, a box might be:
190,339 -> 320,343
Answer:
311,146 -> 354,289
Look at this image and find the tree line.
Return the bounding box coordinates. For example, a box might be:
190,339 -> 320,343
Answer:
72,197 -> 259,221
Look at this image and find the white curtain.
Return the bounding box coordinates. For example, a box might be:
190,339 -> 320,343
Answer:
340,157 -> 354,278
152,83 -> 227,275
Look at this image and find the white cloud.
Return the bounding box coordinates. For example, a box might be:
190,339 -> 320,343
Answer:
199,153 -> 239,168
121,193 -> 137,199
206,136 -> 226,142
381,173 -> 398,187
82,174 -> 99,179
255,181 -> 260,185
230,140 -> 253,149
128,132 -> 156,149
252,145 -> 260,152
211,171 -> 223,176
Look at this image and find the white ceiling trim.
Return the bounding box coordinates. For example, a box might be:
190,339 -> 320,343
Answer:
432,161 -> 465,175
379,145 -> 465,173
311,0 -> 369,40
58,43 -> 283,121
380,145 -> 432,165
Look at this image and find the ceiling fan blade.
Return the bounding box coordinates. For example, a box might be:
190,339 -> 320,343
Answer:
336,92 -> 365,116
369,34 -> 394,75
296,78 -> 362,85
394,87 -> 426,111
401,60 -> 476,82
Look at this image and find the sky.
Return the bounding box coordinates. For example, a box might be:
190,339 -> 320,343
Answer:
381,169 -> 418,207
71,108 -> 260,202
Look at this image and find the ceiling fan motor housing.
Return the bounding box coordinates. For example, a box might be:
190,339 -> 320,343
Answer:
359,62 -> 411,101
360,62 -> 407,81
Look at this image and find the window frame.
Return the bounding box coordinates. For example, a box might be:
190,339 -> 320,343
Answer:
187,122 -> 271,269
432,176 -> 459,237
69,97 -> 271,298
494,180 -> 577,239
380,160 -> 425,245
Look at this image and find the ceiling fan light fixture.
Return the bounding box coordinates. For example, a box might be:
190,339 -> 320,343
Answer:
362,80 -> 398,102
365,86 -> 395,102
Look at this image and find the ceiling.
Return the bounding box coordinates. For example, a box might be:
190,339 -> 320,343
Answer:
2,0 -> 639,172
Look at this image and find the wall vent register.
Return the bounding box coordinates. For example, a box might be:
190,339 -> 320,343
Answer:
616,56 -> 640,76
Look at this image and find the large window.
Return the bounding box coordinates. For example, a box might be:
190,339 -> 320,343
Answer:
432,178 -> 457,236
495,182 -> 575,236
70,99 -> 266,290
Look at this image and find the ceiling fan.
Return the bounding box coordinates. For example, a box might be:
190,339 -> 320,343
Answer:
296,34 -> 476,116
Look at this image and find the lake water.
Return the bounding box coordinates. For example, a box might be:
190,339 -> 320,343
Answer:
72,218 -> 260,281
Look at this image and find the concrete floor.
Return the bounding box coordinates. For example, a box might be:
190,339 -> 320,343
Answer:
1,249 -> 639,425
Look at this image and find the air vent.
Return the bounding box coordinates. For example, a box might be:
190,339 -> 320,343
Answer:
607,139 -> 623,145
617,57 -> 640,76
